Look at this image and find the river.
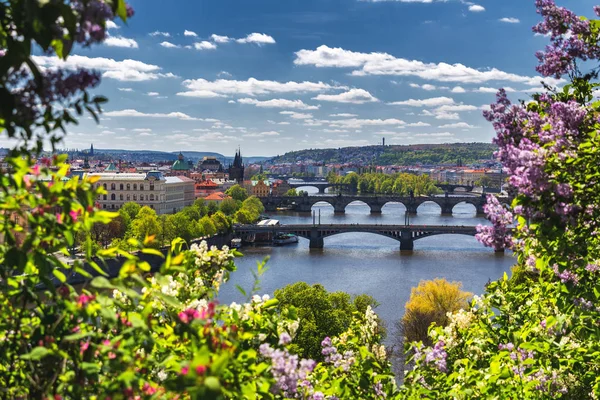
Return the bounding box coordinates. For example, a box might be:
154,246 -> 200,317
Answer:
219,194 -> 515,341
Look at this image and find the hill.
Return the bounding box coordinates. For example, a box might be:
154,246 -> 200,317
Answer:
269,143 -> 497,166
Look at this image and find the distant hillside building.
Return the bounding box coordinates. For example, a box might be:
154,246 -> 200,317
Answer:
198,156 -> 223,173
228,149 -> 245,184
170,152 -> 191,178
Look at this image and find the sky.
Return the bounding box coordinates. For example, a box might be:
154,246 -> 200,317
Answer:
16,0 -> 600,156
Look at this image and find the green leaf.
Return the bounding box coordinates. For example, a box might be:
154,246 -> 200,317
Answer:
21,346 -> 51,360
141,248 -> 165,258
53,269 -> 66,283
91,276 -> 114,290
116,0 -> 128,21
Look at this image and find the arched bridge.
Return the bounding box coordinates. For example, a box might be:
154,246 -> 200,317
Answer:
288,182 -> 355,194
233,224 -> 505,251
260,194 -> 510,215
435,183 -> 474,192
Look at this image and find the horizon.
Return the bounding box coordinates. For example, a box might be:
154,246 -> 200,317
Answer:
4,0 -> 595,153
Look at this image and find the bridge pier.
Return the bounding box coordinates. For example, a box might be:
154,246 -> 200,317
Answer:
441,205 -> 454,216
400,231 -> 414,251
406,204 -> 418,215
334,204 -> 346,214
370,204 -> 383,214
309,228 -> 324,248
318,187 -> 326,194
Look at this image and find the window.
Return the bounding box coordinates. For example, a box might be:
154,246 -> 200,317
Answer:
126,183 -> 131,190
111,183 -> 116,190
111,204 -> 115,209
103,204 -> 106,209
133,184 -> 137,190
127,194 -> 130,201
120,184 -> 124,190
103,183 -> 107,190
120,194 -> 123,201
140,184 -> 144,191
150,194 -> 154,201
150,182 -> 154,191
103,195 -> 107,200
111,194 -> 116,201
133,195 -> 137,201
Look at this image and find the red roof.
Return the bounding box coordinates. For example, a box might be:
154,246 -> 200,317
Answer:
204,192 -> 230,201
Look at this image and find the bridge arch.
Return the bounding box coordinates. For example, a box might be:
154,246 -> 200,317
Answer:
416,200 -> 443,215
294,185 -> 322,195
452,201 -> 478,215
381,201 -> 407,215
344,200 -> 371,214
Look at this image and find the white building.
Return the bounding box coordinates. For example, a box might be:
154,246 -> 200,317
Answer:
90,171 -> 195,215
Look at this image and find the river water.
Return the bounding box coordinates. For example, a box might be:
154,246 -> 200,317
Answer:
219,193 -> 515,340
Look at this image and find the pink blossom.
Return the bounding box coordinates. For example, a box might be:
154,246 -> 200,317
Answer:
178,308 -> 201,323
195,365 -> 207,375
77,293 -> 95,307
80,341 -> 90,355
180,366 -> 189,375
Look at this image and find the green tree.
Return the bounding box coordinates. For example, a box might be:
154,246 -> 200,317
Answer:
219,197 -> 239,216
211,211 -> 230,233
275,282 -> 381,360
167,212 -> 196,242
284,188 -> 298,197
226,184 -> 248,202
120,202 -> 141,220
131,206 -> 162,246
207,201 -> 219,215
198,215 -> 217,236
233,208 -> 254,224
193,198 -> 209,217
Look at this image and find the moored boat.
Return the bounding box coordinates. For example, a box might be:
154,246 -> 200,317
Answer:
273,233 -> 299,245
231,238 -> 242,248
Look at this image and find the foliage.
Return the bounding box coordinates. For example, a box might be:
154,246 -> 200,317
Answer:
402,2 -> 600,398
225,184 -> 248,202
400,279 -> 471,346
219,197 -> 238,216
270,143 -> 497,166
328,172 -> 442,196
274,282 -> 380,361
284,188 -> 298,197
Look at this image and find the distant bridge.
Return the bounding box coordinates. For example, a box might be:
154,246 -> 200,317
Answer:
288,182 -> 355,194
234,223 -> 504,251
259,194 -> 509,215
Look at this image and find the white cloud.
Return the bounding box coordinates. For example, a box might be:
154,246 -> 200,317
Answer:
439,122 -> 478,129
133,128 -> 152,132
328,118 -> 405,129
323,129 -> 349,133
184,30 -> 198,37
160,41 -> 180,48
468,5 -> 485,12
106,21 -> 119,30
294,45 -> 560,86
238,98 -> 319,110
236,33 -> 276,45
177,90 -> 225,98
330,113 -> 358,117
405,121 -> 431,127
149,31 -> 170,37
139,132 -> 155,137
118,88 -> 133,92
474,86 -> 516,93
414,132 -> 454,137
500,17 -> 520,24
147,92 -> 159,96
451,86 -> 466,93
243,131 -> 280,137
33,55 -> 176,82
313,88 -> 378,104
436,104 -> 478,112
389,96 -> 454,107
178,77 -> 343,96
217,71 -> 232,78
280,111 -> 313,119
433,112 -> 460,120
410,83 -> 439,91
194,41 -> 217,50
211,34 -> 231,43
105,36 -> 138,48
104,109 -> 201,120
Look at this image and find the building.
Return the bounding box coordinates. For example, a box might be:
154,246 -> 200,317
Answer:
204,191 -> 231,204
228,148 -> 245,184
198,157 -> 224,173
169,152 -> 191,178
195,179 -> 219,198
251,179 -> 270,198
91,171 -> 195,215
271,180 -> 291,196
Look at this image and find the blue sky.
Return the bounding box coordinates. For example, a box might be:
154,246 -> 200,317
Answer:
22,0 -> 599,156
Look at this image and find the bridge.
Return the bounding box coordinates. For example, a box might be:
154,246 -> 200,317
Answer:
233,223 -> 502,251
260,194 -> 510,215
288,182 -> 355,194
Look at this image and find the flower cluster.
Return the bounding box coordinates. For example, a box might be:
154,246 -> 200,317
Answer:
476,195 -> 513,251
259,340 -> 316,397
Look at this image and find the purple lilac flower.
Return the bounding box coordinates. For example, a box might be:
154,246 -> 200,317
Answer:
260,343 -> 316,397
279,332 -> 292,346
552,264 -> 580,284
423,340 -> 447,373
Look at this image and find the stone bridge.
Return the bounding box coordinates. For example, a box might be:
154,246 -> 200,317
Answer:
260,194 -> 510,215
435,183 -> 475,192
288,182 -> 355,194
234,224 -> 504,251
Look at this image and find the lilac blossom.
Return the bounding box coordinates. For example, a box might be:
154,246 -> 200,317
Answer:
552,264 -> 580,284
423,340 -> 448,373
476,195 -> 513,251
259,343 -> 316,397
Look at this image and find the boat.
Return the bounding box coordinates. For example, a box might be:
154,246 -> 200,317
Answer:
273,233 -> 299,245
231,238 -> 242,249
276,205 -> 293,211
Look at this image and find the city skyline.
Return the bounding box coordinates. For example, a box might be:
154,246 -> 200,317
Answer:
9,0 -> 596,155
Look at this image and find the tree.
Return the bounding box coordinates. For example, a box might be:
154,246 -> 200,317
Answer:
198,215 -> 216,236
131,206 -> 162,246
274,282 -> 381,360
234,208 -> 254,224
120,202 -> 141,220
226,184 -> 248,202
167,212 -> 196,242
284,188 -> 298,197
193,198 -> 209,217
399,279 -> 471,346
207,201 -> 219,215
211,211 -> 230,233
219,197 -> 239,216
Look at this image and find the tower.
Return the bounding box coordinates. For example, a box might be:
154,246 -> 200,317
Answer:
382,137 -> 385,147
90,143 -> 94,156
228,148 -> 245,184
